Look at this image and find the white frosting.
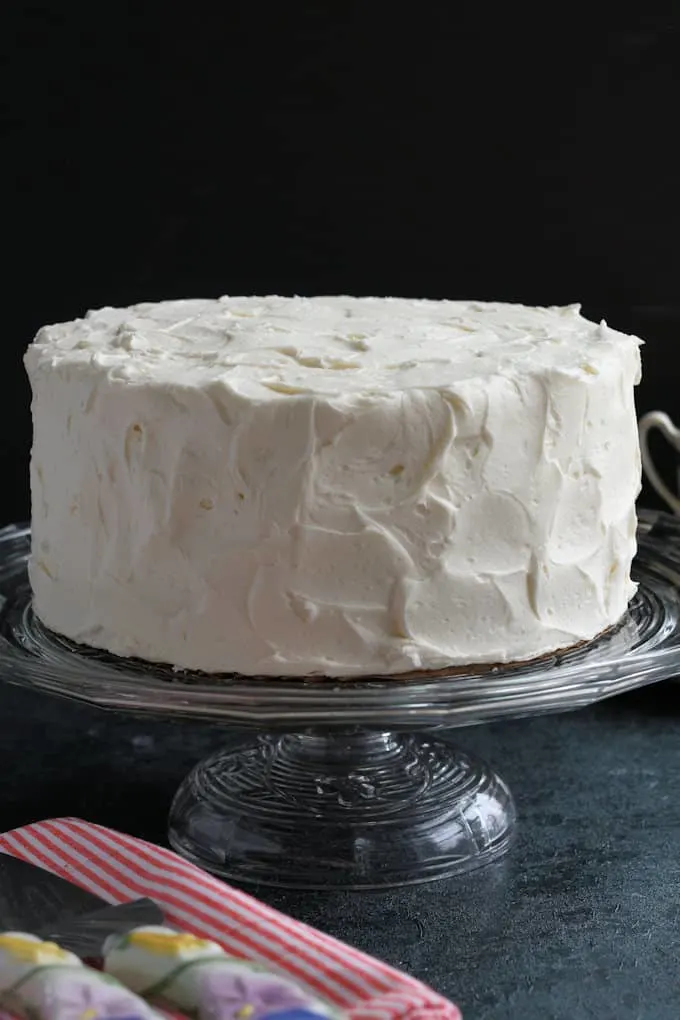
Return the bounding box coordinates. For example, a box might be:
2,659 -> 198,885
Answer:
25,296 -> 643,676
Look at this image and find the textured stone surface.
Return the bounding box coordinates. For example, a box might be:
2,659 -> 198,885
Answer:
1,681 -> 679,1018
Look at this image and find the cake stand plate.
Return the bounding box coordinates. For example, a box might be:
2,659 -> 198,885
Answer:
2,509 -> 680,890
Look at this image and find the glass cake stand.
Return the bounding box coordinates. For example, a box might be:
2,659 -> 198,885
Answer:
2,509 -> 680,890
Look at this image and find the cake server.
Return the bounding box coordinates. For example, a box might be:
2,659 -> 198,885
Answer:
0,852 -> 163,956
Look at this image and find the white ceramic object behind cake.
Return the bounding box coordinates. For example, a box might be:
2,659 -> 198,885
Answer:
639,411 -> 680,515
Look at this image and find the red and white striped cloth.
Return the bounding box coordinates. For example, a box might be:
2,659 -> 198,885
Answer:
0,819 -> 460,1020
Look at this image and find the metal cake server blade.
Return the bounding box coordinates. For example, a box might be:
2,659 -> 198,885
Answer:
0,852 -> 163,956
39,897 -> 164,957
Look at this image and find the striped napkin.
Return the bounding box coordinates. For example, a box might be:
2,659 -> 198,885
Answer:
0,819 -> 460,1020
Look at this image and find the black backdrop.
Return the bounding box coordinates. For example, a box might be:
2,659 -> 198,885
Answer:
3,7 -> 680,522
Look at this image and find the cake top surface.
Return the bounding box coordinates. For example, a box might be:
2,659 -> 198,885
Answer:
28,296 -> 641,397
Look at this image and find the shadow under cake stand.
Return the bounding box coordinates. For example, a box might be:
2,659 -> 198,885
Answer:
2,508 -> 680,890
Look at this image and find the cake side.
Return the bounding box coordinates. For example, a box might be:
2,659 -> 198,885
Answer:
25,297 -> 642,677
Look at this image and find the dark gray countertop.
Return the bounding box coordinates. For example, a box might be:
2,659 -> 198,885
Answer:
1,679 -> 678,1019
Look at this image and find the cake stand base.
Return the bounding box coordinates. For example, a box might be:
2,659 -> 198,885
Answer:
167,729 -> 516,889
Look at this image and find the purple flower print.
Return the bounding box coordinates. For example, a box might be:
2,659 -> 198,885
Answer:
38,974 -> 152,1020
199,969 -> 330,1020
253,1011 -> 330,1020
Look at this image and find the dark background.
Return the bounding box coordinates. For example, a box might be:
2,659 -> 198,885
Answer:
2,7 -> 680,522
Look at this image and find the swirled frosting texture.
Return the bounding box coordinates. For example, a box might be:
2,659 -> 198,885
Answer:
25,297 -> 642,676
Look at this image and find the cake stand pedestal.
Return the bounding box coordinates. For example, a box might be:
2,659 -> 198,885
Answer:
2,509 -> 680,889
169,729 -> 514,888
